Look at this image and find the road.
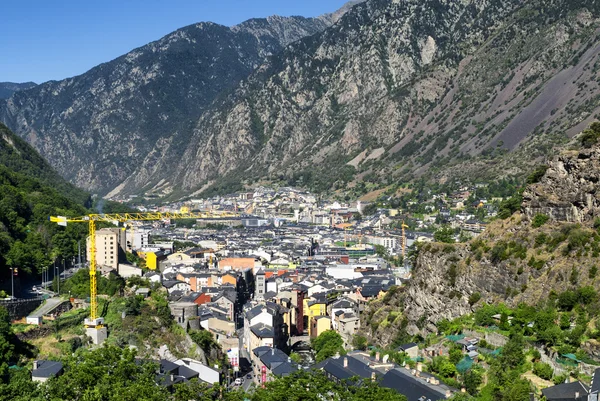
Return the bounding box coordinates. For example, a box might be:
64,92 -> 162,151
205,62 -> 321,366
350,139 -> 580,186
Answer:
28,297 -> 64,318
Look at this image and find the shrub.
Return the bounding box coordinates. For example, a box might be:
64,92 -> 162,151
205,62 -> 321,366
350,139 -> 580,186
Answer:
531,214 -> 549,228
533,362 -> 553,380
526,165 -> 549,184
469,292 -> 482,306
579,122 -> 600,148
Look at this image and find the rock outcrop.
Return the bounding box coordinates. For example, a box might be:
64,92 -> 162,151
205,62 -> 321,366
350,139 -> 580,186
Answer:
522,147 -> 600,223
364,141 -> 600,343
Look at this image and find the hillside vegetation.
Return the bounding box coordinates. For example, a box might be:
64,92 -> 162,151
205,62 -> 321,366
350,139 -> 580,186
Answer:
0,123 -> 90,282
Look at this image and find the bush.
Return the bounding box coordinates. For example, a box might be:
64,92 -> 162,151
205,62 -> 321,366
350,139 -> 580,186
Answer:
526,165 -> 549,184
469,292 -> 482,306
579,122 -> 600,148
533,362 -> 553,380
531,214 -> 549,228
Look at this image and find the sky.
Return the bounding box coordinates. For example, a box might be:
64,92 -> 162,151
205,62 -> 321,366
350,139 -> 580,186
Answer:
1,0 -> 351,84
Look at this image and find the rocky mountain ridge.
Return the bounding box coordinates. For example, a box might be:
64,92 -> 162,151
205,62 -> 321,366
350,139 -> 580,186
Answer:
0,5 -> 359,193
0,82 -> 36,99
118,0 -> 600,198
3,0 -> 600,198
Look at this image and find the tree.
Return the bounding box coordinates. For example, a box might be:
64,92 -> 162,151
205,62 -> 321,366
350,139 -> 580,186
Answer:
531,214 -> 549,228
500,379 -> 532,401
579,122 -> 600,148
289,352 -> 302,364
374,245 -> 389,258
499,312 -> 510,331
533,362 -> 553,380
559,313 -> 571,330
464,368 -> 484,396
352,335 -> 368,351
0,306 -> 15,381
311,330 -> 346,363
434,226 -> 455,243
468,292 -> 481,306
449,347 -> 463,365
498,333 -> 526,371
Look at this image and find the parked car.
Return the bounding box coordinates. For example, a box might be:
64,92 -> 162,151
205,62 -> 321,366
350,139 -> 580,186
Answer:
246,373 -> 252,379
234,378 -> 242,385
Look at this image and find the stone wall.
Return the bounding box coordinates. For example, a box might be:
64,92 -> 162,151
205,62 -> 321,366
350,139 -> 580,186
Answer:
463,329 -> 508,348
0,297 -> 43,320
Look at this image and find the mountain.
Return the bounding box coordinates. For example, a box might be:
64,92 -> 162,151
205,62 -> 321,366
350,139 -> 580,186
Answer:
0,82 -> 36,99
110,0 -> 600,199
361,125 -> 600,345
4,0 -> 600,199
0,5 -> 359,195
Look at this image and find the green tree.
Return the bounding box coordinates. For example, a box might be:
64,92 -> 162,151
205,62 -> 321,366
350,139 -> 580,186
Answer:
498,333 -> 526,371
468,292 -> 481,306
311,330 -> 346,363
289,352 -> 302,364
449,347 -> 463,365
374,245 -> 389,258
533,362 -> 553,380
434,226 -> 455,243
464,367 -> 484,396
531,214 -> 549,228
352,335 -> 368,351
0,306 -> 15,381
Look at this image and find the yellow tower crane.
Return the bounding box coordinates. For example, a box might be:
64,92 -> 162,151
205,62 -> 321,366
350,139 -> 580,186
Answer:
401,220 -> 409,259
50,211 -> 239,342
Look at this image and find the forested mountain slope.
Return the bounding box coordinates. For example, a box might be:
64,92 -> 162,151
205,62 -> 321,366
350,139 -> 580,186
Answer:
0,123 -> 88,281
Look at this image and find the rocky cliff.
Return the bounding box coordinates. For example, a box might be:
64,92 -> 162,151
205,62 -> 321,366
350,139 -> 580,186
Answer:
364,136 -> 600,345
522,145 -> 600,223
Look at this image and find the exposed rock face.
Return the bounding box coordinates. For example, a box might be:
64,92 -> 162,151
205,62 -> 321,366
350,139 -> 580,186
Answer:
522,147 -> 600,223
402,242 -> 524,336
390,144 -> 600,337
127,0 -> 600,198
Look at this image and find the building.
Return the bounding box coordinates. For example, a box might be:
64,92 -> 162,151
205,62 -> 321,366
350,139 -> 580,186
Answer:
155,358 -> 220,387
146,250 -> 168,271
243,302 -> 288,353
218,257 -> 260,272
251,346 -> 298,385
366,235 -> 398,251
118,263 -> 142,278
336,312 -> 360,349
542,381 -> 590,401
315,352 -> 454,401
396,343 -> 419,359
255,269 -> 266,300
31,360 -> 64,383
330,298 -> 357,331
86,227 -> 126,270
168,302 -> 198,328
310,316 -> 332,339
125,228 -> 150,252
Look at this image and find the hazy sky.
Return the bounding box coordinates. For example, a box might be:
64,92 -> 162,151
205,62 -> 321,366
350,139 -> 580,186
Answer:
1,0 -> 350,84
